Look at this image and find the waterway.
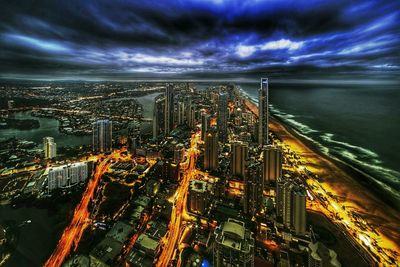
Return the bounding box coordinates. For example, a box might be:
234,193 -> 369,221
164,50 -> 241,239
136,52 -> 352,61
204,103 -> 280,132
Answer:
0,112 -> 91,147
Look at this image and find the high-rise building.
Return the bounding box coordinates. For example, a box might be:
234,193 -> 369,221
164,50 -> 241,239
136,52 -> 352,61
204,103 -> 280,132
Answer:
177,101 -> 185,125
201,112 -> 210,141
276,178 -> 307,234
258,78 -> 269,145
128,119 -> 141,155
292,185 -> 307,235
217,92 -> 228,142
188,179 -> 211,215
283,181 -> 293,228
174,143 -> 185,164
164,83 -> 174,136
7,100 -> 14,110
308,242 -> 341,267
93,120 -> 112,153
204,128 -> 219,171
187,104 -> 196,129
48,162 -> 88,192
213,218 -> 254,267
276,178 -> 286,221
262,145 -> 282,188
153,94 -> 165,139
231,141 -> 248,178
244,162 -> 262,217
43,137 -> 57,159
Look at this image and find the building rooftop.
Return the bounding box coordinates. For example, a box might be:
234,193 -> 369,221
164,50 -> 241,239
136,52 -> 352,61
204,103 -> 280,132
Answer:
309,242 -> 341,267
223,219 -> 245,240
215,218 -> 254,254
136,234 -> 159,252
90,237 -> 122,266
106,221 -> 133,244
190,179 -> 208,193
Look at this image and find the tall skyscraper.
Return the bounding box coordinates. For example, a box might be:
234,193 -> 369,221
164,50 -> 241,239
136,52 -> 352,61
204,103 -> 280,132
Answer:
174,143 -> 185,164
213,218 -> 254,267
231,141 -> 248,178
204,128 -> 219,171
292,185 -> 307,235
283,181 -> 293,228
177,101 -> 185,125
43,137 -> 57,159
262,145 -> 282,188
128,119 -> 141,155
276,178 -> 307,234
258,78 -> 269,145
201,112 -> 210,141
187,104 -> 196,129
276,178 -> 286,221
93,119 -> 112,153
153,94 -> 165,139
188,179 -> 211,215
164,83 -> 174,136
244,162 -> 262,217
217,92 -> 228,142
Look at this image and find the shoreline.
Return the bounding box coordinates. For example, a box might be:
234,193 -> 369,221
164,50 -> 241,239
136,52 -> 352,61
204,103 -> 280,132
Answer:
272,114 -> 400,211
242,96 -> 400,251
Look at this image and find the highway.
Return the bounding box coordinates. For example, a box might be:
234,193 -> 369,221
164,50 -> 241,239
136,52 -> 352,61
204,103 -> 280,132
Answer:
44,151 -> 120,267
156,132 -> 200,267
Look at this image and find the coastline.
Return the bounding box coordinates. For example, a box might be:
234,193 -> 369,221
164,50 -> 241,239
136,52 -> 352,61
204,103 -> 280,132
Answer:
271,114 -> 400,211
243,97 -> 400,251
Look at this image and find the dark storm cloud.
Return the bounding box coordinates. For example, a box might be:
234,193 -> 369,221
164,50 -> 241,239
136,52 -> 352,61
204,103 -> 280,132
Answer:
0,0 -> 399,79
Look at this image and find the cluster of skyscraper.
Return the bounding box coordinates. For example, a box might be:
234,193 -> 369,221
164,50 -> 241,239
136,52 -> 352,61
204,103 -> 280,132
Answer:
153,83 -> 196,140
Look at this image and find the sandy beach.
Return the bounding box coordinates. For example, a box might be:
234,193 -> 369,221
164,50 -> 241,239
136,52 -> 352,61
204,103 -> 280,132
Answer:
244,98 -> 400,264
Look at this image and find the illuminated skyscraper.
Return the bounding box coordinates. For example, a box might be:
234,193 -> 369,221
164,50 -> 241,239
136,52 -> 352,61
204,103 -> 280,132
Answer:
258,78 -> 269,145
153,94 -> 165,139
213,218 -> 254,267
174,143 -> 185,164
187,104 -> 196,129
188,179 -> 211,215
244,162 -> 262,217
262,145 -> 282,188
204,128 -> 219,171
43,137 -> 57,159
201,112 -> 210,141
276,178 -> 307,234
283,181 -> 293,228
164,83 -> 174,136
128,119 -> 141,155
292,185 -> 307,235
177,101 -> 185,125
217,92 -> 228,142
231,141 -> 248,178
93,119 -> 112,153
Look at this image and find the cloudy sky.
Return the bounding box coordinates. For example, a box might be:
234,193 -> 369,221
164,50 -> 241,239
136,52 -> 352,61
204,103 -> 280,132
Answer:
0,0 -> 399,80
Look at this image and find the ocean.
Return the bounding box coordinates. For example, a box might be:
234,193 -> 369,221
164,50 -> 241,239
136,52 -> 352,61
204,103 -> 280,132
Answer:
236,79 -> 400,201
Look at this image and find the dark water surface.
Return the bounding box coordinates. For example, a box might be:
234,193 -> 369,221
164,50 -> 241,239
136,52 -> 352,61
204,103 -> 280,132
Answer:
0,111 -> 91,146
0,205 -> 58,267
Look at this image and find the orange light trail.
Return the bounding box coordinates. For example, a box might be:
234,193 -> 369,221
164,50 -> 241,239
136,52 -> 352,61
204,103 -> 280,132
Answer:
44,152 -> 117,267
156,133 -> 199,267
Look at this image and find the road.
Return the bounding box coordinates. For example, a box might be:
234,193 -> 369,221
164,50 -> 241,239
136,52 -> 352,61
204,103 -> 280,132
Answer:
43,151 -> 119,267
156,133 -> 200,267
